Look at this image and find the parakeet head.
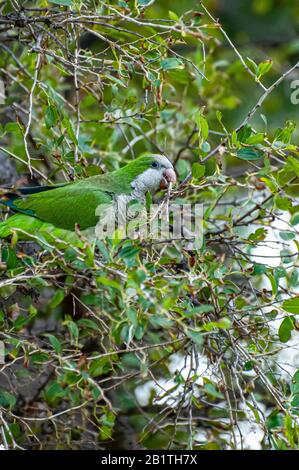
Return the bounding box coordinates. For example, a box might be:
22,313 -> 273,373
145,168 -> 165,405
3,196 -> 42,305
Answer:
117,154 -> 177,196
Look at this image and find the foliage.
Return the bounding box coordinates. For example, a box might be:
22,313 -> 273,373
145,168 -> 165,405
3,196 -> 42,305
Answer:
0,0 -> 299,450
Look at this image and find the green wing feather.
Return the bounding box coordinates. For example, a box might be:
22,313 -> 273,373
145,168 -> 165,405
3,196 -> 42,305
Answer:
13,184 -> 113,230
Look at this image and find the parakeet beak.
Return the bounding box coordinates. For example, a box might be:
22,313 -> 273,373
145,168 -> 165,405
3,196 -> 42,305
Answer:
160,168 -> 177,189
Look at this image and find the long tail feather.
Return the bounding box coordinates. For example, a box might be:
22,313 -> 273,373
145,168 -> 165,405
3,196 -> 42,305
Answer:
13,184 -> 63,195
0,213 -> 84,248
0,183 -> 65,215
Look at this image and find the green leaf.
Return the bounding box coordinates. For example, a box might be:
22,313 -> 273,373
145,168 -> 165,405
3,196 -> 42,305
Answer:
160,58 -> 184,71
278,317 -> 294,342
244,361 -> 256,371
149,314 -> 173,328
49,0 -> 72,5
106,74 -> 127,88
204,383 -> 224,399
252,263 -> 267,275
187,305 -> 213,315
49,289 -> 65,309
44,334 -> 62,355
77,318 -> 99,330
236,147 -> 264,161
291,395 -> 299,407
282,297 -> 299,314
45,105 -> 58,129
279,231 -> 295,241
216,317 -> 231,329
290,270 -> 299,288
2,247 -> 18,270
195,111 -> 209,142
246,400 -> 261,423
89,357 -> 110,378
286,156 -> 299,176
246,57 -> 259,75
274,121 -> 296,145
168,68 -> 190,84
257,60 -> 272,78
245,133 -> 265,145
192,163 -> 205,180
63,371 -> 81,385
97,276 -> 122,290
168,10 -> 179,21
275,196 -> 291,211
237,125 -> 252,142
201,141 -> 211,153
186,329 -> 203,347
248,228 -> 267,242
0,390 -> 16,409
267,273 -> 277,296
99,411 -> 116,441
202,317 -> 231,331
290,213 -> 299,226
30,353 -> 50,364
204,157 -> 217,176
260,114 -> 268,130
67,320 -> 79,338
291,372 -> 299,394
62,115 -> 77,144
5,122 -> 22,134
45,382 -> 66,403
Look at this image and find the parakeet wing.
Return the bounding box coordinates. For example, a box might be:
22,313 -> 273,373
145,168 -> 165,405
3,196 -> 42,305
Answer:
9,183 -> 113,231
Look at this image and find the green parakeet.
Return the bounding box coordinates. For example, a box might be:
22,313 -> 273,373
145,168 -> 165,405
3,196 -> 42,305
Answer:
0,154 -> 176,247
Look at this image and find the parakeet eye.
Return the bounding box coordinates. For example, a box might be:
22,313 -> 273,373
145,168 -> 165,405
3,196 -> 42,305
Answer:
151,161 -> 159,168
